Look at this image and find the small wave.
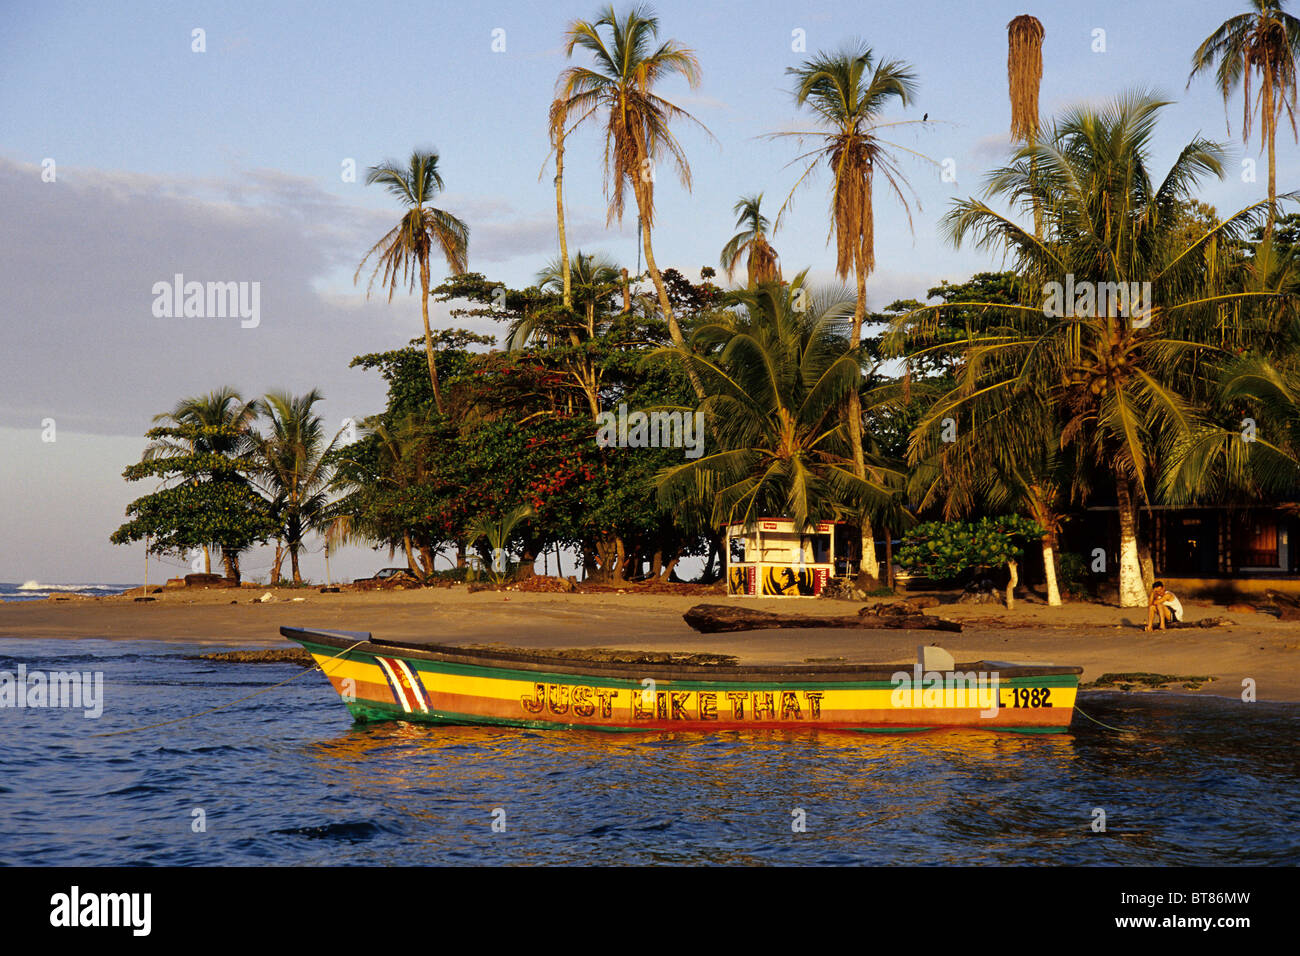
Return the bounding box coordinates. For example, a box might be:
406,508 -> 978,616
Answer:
15,581 -> 124,592
271,821 -> 387,842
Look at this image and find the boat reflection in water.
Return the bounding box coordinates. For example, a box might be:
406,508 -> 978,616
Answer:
291,694 -> 1300,865
300,720 -> 1091,865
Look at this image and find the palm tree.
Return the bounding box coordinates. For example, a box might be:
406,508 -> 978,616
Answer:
513,250 -> 626,419
773,42 -> 919,579
1189,0 -> 1300,238
144,387 -> 261,578
356,150 -> 469,413
534,250 -> 625,339
719,194 -> 781,285
656,273 -> 896,532
1162,353 -> 1300,508
467,504 -> 536,585
256,390 -> 344,586
912,92 -> 1281,606
558,4 -> 711,399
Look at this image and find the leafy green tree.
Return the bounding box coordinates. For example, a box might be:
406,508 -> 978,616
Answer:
897,515 -> 1043,608
143,387 -> 261,574
112,419 -> 278,583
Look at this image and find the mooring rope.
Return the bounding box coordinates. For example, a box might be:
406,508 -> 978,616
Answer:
1073,704 -> 1134,734
91,639 -> 368,738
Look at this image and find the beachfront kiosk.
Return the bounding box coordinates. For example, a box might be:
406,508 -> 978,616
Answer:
725,518 -> 852,597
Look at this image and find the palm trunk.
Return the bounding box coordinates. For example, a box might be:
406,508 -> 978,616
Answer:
1265,73 -> 1277,241
883,526 -> 894,591
1005,558 -> 1019,610
1042,534 -> 1062,607
221,547 -> 241,586
556,123 -> 571,309
272,542 -> 285,585
701,536 -> 718,582
1137,535 -> 1155,592
419,258 -> 443,413
848,265 -> 879,580
635,182 -> 707,403
1029,131 -> 1042,238
290,547 -> 302,586
1115,476 -> 1146,607
203,545 -> 212,575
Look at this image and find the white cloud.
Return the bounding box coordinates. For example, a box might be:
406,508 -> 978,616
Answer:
0,157 -> 605,438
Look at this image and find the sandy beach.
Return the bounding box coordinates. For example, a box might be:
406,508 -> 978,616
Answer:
2,586 -> 1297,702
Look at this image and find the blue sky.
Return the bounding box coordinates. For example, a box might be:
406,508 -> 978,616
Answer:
0,0 -> 1292,583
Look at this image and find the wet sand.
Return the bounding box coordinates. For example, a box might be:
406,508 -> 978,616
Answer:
2,586 -> 1297,701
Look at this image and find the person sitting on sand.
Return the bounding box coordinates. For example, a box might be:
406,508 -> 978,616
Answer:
1145,580 -> 1183,631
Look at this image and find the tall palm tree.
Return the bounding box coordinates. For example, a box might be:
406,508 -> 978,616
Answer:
144,387 -> 262,577
913,91 -> 1280,606
719,194 -> 781,285
773,42 -> 919,579
356,150 -> 469,413
1189,0 -> 1300,238
256,390 -> 344,586
656,272 -> 896,532
558,4 -> 711,398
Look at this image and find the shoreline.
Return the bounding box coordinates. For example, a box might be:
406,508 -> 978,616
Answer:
1,586 -> 1296,702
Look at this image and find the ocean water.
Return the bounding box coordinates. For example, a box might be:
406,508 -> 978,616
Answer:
0,582 -> 132,602
0,637 -> 1297,866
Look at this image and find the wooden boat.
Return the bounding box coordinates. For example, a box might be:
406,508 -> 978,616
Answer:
282,626 -> 1081,733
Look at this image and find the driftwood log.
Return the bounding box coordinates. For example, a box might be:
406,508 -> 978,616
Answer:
683,603 -> 962,634
1265,590 -> 1300,621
